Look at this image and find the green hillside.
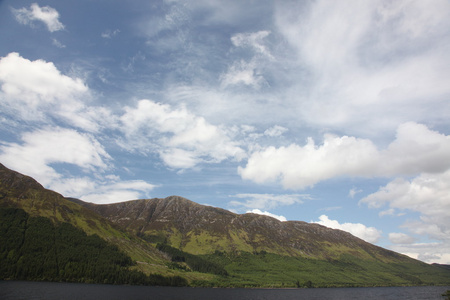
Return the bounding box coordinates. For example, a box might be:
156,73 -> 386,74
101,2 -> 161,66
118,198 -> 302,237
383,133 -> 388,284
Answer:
1,163 -> 450,288
0,208 -> 186,286
0,163 -> 212,285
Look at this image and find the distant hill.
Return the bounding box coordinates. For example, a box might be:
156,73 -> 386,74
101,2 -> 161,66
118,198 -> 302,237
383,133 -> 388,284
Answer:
1,163 -> 450,287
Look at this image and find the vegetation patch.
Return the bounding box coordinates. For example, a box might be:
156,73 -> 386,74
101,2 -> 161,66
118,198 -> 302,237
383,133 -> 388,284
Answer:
0,208 -> 187,286
156,243 -> 228,276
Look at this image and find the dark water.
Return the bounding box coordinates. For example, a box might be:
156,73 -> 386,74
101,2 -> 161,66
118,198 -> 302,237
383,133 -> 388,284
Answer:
1,281 -> 449,300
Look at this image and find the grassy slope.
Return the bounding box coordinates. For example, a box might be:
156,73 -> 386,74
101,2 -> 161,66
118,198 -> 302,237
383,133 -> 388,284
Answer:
196,251 -> 450,288
0,164 -> 212,284
141,225 -> 450,288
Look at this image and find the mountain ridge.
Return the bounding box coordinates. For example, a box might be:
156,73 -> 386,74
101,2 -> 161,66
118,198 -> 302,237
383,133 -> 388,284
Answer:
75,196 -> 409,263
2,162 -> 450,287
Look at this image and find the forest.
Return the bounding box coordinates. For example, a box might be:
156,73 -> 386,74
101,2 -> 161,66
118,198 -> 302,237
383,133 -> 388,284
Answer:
0,208 -> 187,286
156,243 -> 228,276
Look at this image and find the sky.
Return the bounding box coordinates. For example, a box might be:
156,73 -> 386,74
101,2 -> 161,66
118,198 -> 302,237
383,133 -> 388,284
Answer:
0,0 -> 450,264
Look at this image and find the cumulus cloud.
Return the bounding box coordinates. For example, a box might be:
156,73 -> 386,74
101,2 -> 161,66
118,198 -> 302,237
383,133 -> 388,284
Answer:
0,127 -> 110,187
0,127 -> 157,204
12,3 -> 65,32
119,99 -> 245,169
360,170 -> 450,242
239,122 -> 450,189
313,215 -> 382,244
0,53 -> 87,105
0,52 -> 106,132
246,209 -> 287,222
239,133 -> 379,189
361,168 -> 450,263
229,193 -> 309,210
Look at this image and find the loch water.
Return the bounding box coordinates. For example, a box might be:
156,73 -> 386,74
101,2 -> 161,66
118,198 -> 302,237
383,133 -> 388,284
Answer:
1,281 -> 449,300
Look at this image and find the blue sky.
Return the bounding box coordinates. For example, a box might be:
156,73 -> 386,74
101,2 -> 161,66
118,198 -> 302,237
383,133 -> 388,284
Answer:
1,0 -> 450,264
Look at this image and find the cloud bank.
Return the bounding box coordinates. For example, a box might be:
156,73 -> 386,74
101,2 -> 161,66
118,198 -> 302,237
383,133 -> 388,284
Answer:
239,122 -> 450,189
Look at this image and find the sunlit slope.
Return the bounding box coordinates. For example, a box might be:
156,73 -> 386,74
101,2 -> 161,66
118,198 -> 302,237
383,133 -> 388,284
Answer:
2,163 -> 450,287
81,196 -> 409,261
79,196 -> 450,286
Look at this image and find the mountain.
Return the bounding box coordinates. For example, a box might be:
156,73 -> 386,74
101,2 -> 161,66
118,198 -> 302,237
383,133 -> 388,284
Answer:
77,196 -> 403,260
1,163 -> 450,287
75,196 -> 450,287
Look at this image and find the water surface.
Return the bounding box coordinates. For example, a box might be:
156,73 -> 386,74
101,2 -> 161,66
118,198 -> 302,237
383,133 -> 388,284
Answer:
1,281 -> 449,300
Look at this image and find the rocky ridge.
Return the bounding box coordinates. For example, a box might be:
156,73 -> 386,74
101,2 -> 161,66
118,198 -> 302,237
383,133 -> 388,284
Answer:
76,196 -> 407,261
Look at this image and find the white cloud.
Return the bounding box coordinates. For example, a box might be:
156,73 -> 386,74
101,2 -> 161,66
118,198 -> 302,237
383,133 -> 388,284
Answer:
389,242 -> 450,264
38,174 -> 157,205
229,193 -> 309,210
360,168 -> 450,263
360,170 -> 450,242
119,99 -> 245,169
0,53 -> 104,132
246,209 -> 287,222
159,148 -> 199,169
79,180 -> 157,204
382,122 -> 450,175
12,3 -> 65,32
389,232 -> 415,244
313,215 -> 382,244
0,53 -> 87,106
0,127 -> 110,188
239,122 -> 450,189
0,127 -> 157,204
274,0 -> 450,135
239,133 -> 379,189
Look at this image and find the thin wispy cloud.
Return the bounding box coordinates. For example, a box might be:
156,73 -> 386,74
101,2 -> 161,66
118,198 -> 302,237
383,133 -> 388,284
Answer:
12,3 -> 65,32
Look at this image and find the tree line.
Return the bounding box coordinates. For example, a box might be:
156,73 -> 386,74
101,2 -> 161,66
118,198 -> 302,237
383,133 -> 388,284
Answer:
0,208 -> 187,286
